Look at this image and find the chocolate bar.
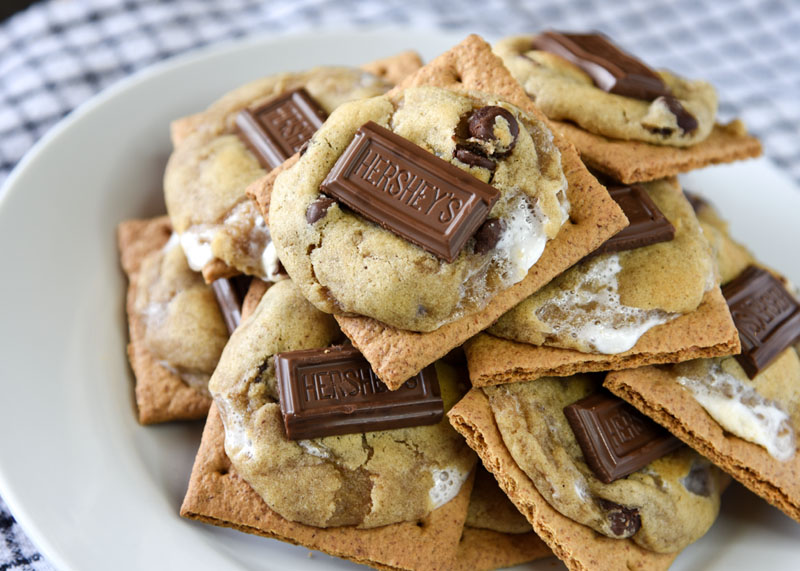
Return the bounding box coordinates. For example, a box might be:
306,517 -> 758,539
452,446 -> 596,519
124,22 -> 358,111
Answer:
564,391 -> 682,483
211,275 -> 252,335
275,345 -> 443,440
320,121 -> 500,262
531,31 -> 669,101
236,88 -> 327,169
587,184 -> 675,257
722,265 -> 800,378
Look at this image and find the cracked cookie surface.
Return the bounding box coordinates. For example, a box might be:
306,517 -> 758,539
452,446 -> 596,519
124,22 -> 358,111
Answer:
209,279 -> 476,528
494,35 -> 718,148
270,86 -> 569,332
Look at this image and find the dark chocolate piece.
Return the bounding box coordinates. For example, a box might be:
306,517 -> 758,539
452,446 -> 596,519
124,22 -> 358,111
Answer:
662,96 -> 698,134
236,88 -> 327,170
468,106 -> 519,150
211,276 -> 252,335
275,344 -> 443,440
588,184 -> 675,257
682,461 -> 712,497
597,499 -> 641,536
683,189 -> 709,213
320,121 -> 500,262
722,265 -> 800,378
473,218 -> 504,254
306,196 -> 336,224
564,391 -> 682,483
454,145 -> 496,171
532,31 -> 670,101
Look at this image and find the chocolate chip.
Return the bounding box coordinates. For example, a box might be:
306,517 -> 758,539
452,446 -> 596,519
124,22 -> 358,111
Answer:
468,106 -> 519,151
298,140 -> 310,156
662,96 -> 698,134
306,196 -> 336,224
473,218 -> 505,254
597,499 -> 641,537
682,462 -> 712,497
454,145 -> 496,171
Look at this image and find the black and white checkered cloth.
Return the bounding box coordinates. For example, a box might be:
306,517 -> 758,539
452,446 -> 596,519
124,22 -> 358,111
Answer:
1,0 -> 799,568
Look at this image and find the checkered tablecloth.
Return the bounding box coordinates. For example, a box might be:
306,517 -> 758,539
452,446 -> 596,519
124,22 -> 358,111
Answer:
1,0 -> 799,568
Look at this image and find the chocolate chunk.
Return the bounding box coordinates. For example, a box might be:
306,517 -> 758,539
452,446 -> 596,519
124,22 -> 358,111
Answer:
597,499 -> 642,536
587,184 -> 675,258
468,106 -> 519,152
564,391 -> 682,483
454,145 -> 496,171
722,265 -> 800,378
211,276 -> 252,335
275,345 -> 443,440
683,189 -> 709,213
306,196 -> 337,224
662,96 -> 698,134
320,121 -> 500,263
236,88 -> 327,170
682,461 -> 712,497
473,218 -> 504,254
532,31 -> 670,101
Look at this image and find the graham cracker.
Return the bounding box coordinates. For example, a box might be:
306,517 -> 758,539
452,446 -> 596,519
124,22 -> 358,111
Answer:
181,403 -> 475,571
447,389 -> 678,571
118,217 -> 212,424
360,50 -> 424,85
170,51 -> 424,148
556,120 -> 762,184
605,365 -> 800,524
249,34 -> 626,390
453,527 -> 551,571
465,286 -> 740,387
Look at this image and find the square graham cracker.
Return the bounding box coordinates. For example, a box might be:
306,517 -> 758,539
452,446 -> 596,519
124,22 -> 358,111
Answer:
181,404 -> 476,571
447,389 -> 678,571
556,120 -> 762,184
605,364 -> 800,524
248,34 -> 627,390
118,217 -> 212,424
465,286 -> 740,387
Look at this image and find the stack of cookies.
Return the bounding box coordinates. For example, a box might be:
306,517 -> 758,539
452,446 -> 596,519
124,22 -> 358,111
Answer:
118,32 -> 800,571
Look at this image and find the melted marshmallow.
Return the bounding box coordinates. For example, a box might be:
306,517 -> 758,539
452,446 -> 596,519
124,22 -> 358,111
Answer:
429,466 -> 471,509
677,363 -> 796,461
536,254 -> 676,354
494,194 -> 549,284
179,226 -> 216,272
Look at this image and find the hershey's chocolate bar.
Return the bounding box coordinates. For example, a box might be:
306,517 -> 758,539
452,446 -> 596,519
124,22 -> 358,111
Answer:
320,121 -> 500,263
532,31 -> 669,101
211,275 -> 252,335
236,88 -> 327,170
275,345 -> 443,440
564,391 -> 682,483
722,265 -> 800,378
588,184 -> 675,257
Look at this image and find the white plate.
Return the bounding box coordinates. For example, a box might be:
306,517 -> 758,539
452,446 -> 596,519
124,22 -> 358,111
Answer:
0,29 -> 799,571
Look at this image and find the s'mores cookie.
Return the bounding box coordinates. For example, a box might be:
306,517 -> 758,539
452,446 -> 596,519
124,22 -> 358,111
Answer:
183,277 -> 480,569
448,377 -> 729,571
164,67 -> 394,283
118,217 -> 226,423
252,34 -> 627,389
465,177 -> 740,386
495,32 -> 761,183
606,197 -> 800,524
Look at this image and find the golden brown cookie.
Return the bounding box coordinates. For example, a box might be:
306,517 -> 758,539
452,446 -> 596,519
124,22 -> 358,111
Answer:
181,403 -> 475,570
117,217 -> 213,424
447,389 -> 678,571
